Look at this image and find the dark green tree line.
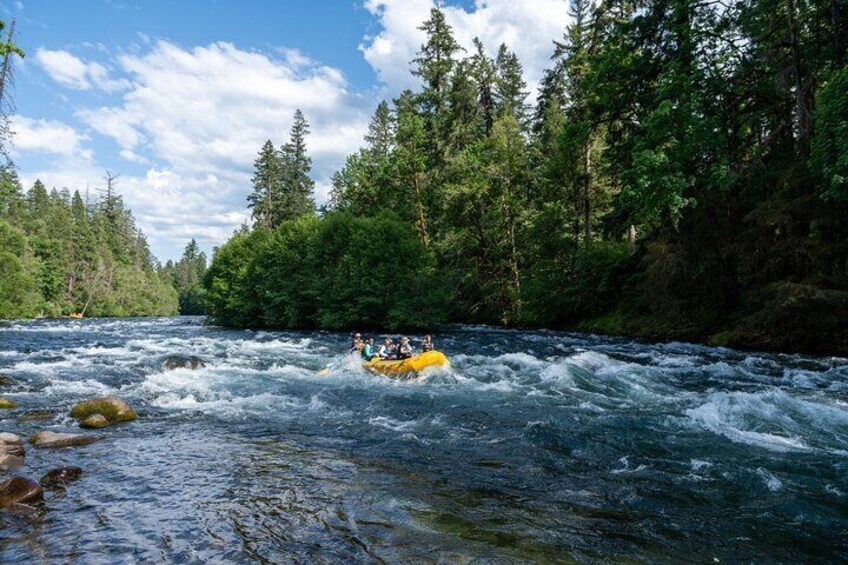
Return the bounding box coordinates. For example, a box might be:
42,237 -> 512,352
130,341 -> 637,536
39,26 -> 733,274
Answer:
207,3 -> 847,353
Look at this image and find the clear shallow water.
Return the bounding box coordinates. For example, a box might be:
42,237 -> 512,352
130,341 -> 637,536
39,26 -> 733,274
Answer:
0,317 -> 846,563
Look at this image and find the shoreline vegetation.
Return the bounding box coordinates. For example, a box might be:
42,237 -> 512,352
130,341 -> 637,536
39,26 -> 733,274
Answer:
3,4 -> 848,356
203,6 -> 848,356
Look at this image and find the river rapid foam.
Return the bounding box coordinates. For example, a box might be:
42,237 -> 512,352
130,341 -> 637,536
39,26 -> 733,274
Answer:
0,317 -> 846,563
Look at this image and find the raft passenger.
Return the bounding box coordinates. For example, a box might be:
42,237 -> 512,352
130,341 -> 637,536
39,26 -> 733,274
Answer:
421,335 -> 434,352
350,332 -> 363,353
377,337 -> 394,359
397,336 -> 413,360
361,337 -> 377,360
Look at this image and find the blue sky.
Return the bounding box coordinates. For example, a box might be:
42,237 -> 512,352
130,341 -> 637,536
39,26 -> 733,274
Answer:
5,0 -> 569,261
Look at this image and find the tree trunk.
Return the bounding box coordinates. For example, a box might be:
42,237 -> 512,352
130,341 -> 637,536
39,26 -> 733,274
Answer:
583,140 -> 592,243
786,0 -> 812,153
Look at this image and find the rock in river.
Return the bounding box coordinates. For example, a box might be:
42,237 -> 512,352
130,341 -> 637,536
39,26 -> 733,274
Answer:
29,431 -> 97,449
0,476 -> 43,507
0,398 -> 17,409
70,396 -> 137,426
40,466 -> 83,488
0,454 -> 24,471
81,414 -> 110,428
162,355 -> 206,370
0,433 -> 23,446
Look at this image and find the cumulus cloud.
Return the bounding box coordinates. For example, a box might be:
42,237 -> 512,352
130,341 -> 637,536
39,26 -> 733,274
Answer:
11,116 -> 92,160
35,48 -> 129,92
29,40 -> 371,259
361,0 -> 571,94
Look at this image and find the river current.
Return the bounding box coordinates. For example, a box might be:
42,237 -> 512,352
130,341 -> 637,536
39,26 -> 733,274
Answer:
0,317 -> 846,563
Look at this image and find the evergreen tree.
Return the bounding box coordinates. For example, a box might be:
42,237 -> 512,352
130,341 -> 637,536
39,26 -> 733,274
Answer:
277,109 -> 316,221
494,44 -> 528,128
248,140 -> 281,229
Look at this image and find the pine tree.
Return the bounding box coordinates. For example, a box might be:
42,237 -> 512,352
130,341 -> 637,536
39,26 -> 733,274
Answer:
494,44 -> 528,128
412,7 -> 462,164
469,38 -> 496,135
364,101 -> 395,159
277,109 -> 316,222
248,140 -> 280,229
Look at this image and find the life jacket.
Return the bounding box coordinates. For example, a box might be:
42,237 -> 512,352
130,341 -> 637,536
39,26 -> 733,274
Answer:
361,343 -> 373,359
398,343 -> 412,359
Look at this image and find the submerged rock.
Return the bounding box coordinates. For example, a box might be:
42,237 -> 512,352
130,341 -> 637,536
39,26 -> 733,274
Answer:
80,414 -> 110,428
0,454 -> 24,471
0,476 -> 43,507
0,398 -> 17,409
162,355 -> 206,370
0,375 -> 16,386
70,396 -> 137,426
40,466 -> 83,488
18,410 -> 55,422
29,431 -> 97,449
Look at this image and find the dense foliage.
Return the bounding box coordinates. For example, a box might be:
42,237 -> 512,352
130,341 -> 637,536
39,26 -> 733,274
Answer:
210,2 -> 847,354
205,213 -> 446,330
159,239 -> 208,315
0,171 -> 178,318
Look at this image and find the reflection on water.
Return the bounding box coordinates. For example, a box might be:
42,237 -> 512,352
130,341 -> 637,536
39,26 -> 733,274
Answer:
0,317 -> 846,563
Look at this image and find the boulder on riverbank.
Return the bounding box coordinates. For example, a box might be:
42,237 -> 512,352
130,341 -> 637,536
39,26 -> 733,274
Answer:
0,476 -> 43,507
70,396 -> 137,426
0,398 -> 17,409
162,355 -> 206,370
29,431 -> 97,449
40,466 -> 82,488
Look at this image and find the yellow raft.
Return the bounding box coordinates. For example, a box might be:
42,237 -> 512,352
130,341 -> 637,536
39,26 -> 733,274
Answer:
363,350 -> 450,376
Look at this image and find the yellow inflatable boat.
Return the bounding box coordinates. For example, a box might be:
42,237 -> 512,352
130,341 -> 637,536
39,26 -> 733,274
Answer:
363,350 -> 450,376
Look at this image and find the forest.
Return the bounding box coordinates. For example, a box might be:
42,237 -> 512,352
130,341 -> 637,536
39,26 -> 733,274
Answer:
0,168 -> 208,318
205,0 -> 848,354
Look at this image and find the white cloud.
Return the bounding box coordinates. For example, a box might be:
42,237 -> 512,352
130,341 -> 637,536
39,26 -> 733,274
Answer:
11,116 -> 91,159
35,48 -> 129,92
361,0 -> 571,95
29,40 -> 371,260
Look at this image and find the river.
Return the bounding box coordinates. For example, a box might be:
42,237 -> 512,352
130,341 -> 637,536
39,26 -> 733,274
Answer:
0,317 -> 846,563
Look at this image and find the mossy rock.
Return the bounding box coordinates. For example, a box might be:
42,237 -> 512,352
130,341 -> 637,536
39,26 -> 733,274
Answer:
70,396 -> 137,424
80,414 -> 109,429
0,398 -> 17,409
0,375 -> 16,386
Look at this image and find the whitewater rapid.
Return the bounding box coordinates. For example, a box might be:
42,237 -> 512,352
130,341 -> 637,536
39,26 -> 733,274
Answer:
0,317 -> 846,562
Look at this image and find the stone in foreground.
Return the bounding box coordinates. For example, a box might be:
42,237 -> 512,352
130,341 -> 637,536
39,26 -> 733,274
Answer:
70,396 -> 137,425
0,433 -> 23,445
29,431 -> 97,449
81,414 -> 110,428
0,454 -> 24,471
162,355 -> 206,370
0,476 -> 43,507
40,466 -> 83,488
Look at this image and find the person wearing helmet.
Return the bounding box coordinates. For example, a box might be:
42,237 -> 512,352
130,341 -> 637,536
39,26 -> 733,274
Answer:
350,332 -> 363,353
